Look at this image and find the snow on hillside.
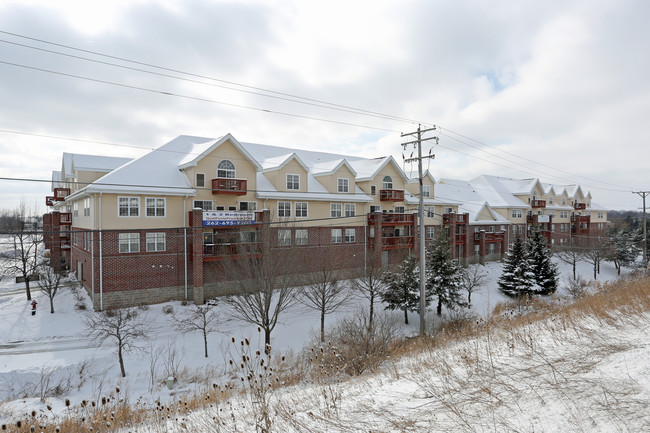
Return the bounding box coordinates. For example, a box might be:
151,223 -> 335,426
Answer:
0,252 -> 645,430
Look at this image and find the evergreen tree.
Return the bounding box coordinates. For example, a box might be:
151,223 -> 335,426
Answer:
381,254 -> 421,324
425,233 -> 467,316
526,226 -> 559,294
604,228 -> 638,275
498,235 -> 535,297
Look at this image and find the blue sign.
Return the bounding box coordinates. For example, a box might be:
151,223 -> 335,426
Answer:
202,211 -> 255,227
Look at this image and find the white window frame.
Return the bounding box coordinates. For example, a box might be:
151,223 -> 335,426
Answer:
286,173 -> 300,190
118,233 -> 140,253
83,198 -> 90,217
426,206 -> 435,218
73,202 -> 79,217
370,205 -> 381,213
337,178 -> 349,193
217,160 -> 236,178
370,185 -> 376,196
296,229 -> 308,245
345,228 -> 356,243
239,201 -> 257,211
278,229 -> 292,246
146,232 -> 166,252
295,202 -> 308,218
382,176 -> 393,190
118,196 -> 140,217
331,228 -> 342,243
278,201 -> 291,218
196,173 -> 206,188
344,203 -> 356,217
193,200 -> 213,211
422,185 -> 430,197
330,203 -> 342,218
426,226 -> 435,239
145,197 -> 166,217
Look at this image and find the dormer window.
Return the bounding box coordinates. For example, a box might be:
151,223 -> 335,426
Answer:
382,176 -> 393,190
287,174 -> 300,190
217,160 -> 235,178
422,185 -> 430,197
338,178 -> 349,193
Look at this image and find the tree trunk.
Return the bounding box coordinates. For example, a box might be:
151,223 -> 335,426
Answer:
320,309 -> 325,343
437,298 -> 442,316
468,291 -> 472,305
203,330 -> 208,358
264,328 -> 271,347
118,346 -> 126,377
49,296 -> 55,314
572,261 -> 576,279
368,294 -> 374,332
403,308 -> 408,325
25,279 -> 32,301
593,264 -> 597,280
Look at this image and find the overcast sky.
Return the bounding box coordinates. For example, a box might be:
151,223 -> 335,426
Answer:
1,0 -> 649,214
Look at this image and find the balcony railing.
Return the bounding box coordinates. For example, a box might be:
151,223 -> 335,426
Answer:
368,236 -> 414,250
367,212 -> 415,226
574,202 -> 586,210
531,200 -> 546,208
454,233 -> 466,244
571,215 -> 590,223
443,213 -> 469,225
54,188 -> 70,201
202,242 -> 261,261
59,213 -> 72,225
379,189 -> 404,202
46,196 -> 55,206
474,231 -> 505,242
212,178 -> 247,195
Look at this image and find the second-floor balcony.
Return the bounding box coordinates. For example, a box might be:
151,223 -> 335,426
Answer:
367,212 -> 415,226
571,215 -> 590,224
443,213 -> 469,225
574,202 -> 587,210
379,189 -> 404,202
59,212 -> 72,225
531,199 -> 546,208
212,178 -> 247,195
54,188 -> 70,201
474,231 -> 505,242
46,196 -> 55,206
368,235 -> 414,250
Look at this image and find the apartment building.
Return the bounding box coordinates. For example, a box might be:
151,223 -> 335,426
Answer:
43,134 -> 608,309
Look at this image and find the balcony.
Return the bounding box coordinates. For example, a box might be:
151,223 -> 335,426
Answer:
574,202 -> 586,210
367,212 -> 415,226
454,233 -> 466,244
379,189 -> 404,202
46,196 -> 55,206
59,213 -> 72,225
54,188 -> 70,201
474,231 -> 505,242
202,242 -> 261,262
443,213 -> 469,225
571,215 -> 590,224
531,200 -> 546,208
212,178 -> 247,195
369,236 -> 414,250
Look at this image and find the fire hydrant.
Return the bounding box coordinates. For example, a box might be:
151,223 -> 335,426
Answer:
31,300 -> 37,316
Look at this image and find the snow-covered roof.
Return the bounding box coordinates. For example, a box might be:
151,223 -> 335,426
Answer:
436,179 -> 510,224
468,175 -> 529,208
61,152 -> 132,178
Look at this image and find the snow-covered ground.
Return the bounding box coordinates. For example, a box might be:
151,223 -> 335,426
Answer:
0,249 -> 646,430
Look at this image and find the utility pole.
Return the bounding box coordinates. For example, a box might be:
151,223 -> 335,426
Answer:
633,191 -> 649,266
401,124 -> 437,336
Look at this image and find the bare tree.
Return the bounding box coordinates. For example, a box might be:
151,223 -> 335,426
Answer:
171,304 -> 221,357
84,308 -> 151,377
350,253 -> 386,331
555,240 -> 584,280
298,258 -> 351,343
583,239 -> 606,280
225,224 -> 299,346
460,264 -> 487,305
2,203 -> 43,300
37,263 -> 62,313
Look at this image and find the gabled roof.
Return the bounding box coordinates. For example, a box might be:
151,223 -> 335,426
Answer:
261,152 -> 310,173
349,156 -> 408,182
177,133 -> 262,171
468,175 -> 529,208
407,169 -> 436,185
436,178 -> 510,224
312,159 -> 358,177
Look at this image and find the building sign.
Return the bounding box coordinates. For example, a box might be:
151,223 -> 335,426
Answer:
203,211 -> 255,227
538,215 -> 550,223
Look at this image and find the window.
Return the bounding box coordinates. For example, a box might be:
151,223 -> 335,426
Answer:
344,203 -> 356,217
296,229 -> 308,245
196,173 -> 205,188
562,198 -> 567,206
331,228 -> 342,243
338,178 -> 349,193
560,211 -> 568,219
475,245 -> 480,255
382,176 -> 393,190
119,233 -> 140,253
295,202 -> 308,218
422,185 -> 430,197
83,198 -> 90,216
395,206 -> 405,213
518,225 -> 523,234
203,232 -> 214,245
445,207 -> 454,214
489,244 -> 495,254
330,203 -> 342,218
83,231 -> 90,250
228,206 -> 237,211
118,196 -> 140,217
240,231 -> 257,243
146,233 -> 166,252
217,160 -> 235,178
278,201 -> 291,218
512,225 -> 517,235
239,201 -> 257,211
370,186 -> 376,196
286,174 -> 300,190
146,198 -> 166,217
598,212 -> 604,219
489,226 -> 495,232
345,228 -> 356,243
194,200 -> 213,210
426,206 -> 435,218
216,206 -> 225,211
73,202 -> 79,217
549,196 -> 554,205
426,226 -> 435,239
370,205 -> 381,213
278,230 -> 291,246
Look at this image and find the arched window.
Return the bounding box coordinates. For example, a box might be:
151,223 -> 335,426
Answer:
382,175 -> 393,190
217,160 -> 235,178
